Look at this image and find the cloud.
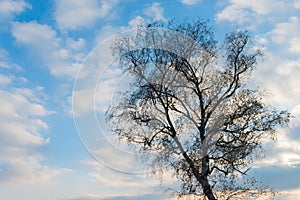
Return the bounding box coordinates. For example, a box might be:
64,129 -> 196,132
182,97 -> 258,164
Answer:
93,24 -> 127,45
72,29 -> 124,117
12,21 -> 82,78
0,52 -> 66,185
72,159 -> 171,200
144,2 -> 167,22
231,0 -> 285,15
249,17 -> 300,107
251,50 -> 300,170
0,48 -> 22,70
84,159 -> 148,188
216,3 -> 252,24
252,54 -> 300,107
54,0 -> 119,30
99,194 -> 167,200
0,73 -> 12,85
216,4 -> 300,196
180,0 -> 202,6
216,0 -> 286,24
270,16 -> 300,53
128,16 -> 145,27
277,188 -> 300,200
0,0 -> 31,23
296,1 -> 300,9
70,193 -> 167,200
0,153 -> 65,185
128,3 -> 167,28
250,164 -> 300,191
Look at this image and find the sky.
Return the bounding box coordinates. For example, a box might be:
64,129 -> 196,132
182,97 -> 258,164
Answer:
0,0 -> 300,199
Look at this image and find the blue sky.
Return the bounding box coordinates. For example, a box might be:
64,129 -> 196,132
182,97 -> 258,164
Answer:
0,0 -> 300,199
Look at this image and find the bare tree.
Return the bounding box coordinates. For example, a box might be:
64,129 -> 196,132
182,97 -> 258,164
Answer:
106,20 -> 290,200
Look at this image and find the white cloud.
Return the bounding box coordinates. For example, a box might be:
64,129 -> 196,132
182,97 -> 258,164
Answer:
72,30 -> 124,116
251,58 -> 300,172
0,0 -> 31,23
144,2 -> 167,22
0,78 -> 62,185
291,105 -> 300,127
67,37 -> 86,51
129,16 -> 145,27
12,21 -> 81,78
231,0 -> 285,15
258,140 -> 300,167
0,73 -> 12,85
12,21 -> 56,44
0,153 -> 65,185
0,48 -> 21,70
279,188 -> 300,200
93,24 -> 126,45
254,57 -> 300,106
82,159 -> 173,198
270,16 -> 300,53
295,1 -> 300,9
54,0 -> 119,30
124,3 -> 167,30
128,3 -> 167,28
288,38 -> 300,53
248,17 -> 300,114
216,3 -> 251,24
216,0 -> 285,24
0,49 -> 67,186
180,0 -> 202,6
71,193 -> 168,200
72,88 -> 95,116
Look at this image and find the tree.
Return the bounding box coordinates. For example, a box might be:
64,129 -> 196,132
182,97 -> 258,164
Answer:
106,20 -> 290,200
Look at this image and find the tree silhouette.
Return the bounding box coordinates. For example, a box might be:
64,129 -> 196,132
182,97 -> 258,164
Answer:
106,20 -> 290,200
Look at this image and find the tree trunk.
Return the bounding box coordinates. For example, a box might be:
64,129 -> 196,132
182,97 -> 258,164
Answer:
201,177 -> 216,200
173,136 -> 216,200
201,155 -> 216,200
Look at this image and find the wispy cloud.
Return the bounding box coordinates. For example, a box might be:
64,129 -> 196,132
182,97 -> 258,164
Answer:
277,188 -> 300,200
144,2 -> 167,22
270,16 -> 300,53
0,0 -> 31,23
180,0 -> 202,6
54,0 -> 119,30
216,0 -> 287,24
70,159 -> 171,200
11,21 -> 82,78
70,193 -> 168,200
127,3 -> 167,28
0,50 -> 66,185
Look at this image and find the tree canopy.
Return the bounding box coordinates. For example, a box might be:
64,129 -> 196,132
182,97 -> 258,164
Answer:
106,20 -> 290,200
